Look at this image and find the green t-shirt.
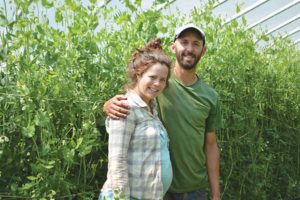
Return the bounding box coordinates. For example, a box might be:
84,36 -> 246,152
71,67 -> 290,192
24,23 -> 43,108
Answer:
157,75 -> 223,193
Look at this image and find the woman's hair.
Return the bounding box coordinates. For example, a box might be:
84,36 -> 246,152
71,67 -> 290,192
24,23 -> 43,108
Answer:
127,38 -> 172,89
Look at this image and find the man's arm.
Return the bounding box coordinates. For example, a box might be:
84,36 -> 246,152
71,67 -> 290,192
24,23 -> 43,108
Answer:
103,95 -> 130,119
205,131 -> 220,200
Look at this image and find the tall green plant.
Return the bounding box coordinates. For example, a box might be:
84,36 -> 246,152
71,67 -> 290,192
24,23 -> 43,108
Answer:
189,6 -> 300,199
0,0 -> 178,199
0,0 -> 299,199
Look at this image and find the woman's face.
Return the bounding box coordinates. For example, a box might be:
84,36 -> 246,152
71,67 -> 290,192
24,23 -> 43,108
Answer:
134,63 -> 169,104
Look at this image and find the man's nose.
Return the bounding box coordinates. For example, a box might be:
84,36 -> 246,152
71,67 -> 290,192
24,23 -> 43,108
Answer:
186,43 -> 193,52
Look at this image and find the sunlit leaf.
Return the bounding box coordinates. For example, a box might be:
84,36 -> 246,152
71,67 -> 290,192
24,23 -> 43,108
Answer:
261,34 -> 269,41
22,125 -> 35,138
34,111 -> 50,127
0,12 -> 8,26
242,16 -> 247,26
36,25 -> 45,35
231,20 -> 238,28
27,176 -> 38,181
76,137 -> 83,149
134,0 -> 141,7
55,9 -> 63,23
236,4 -> 241,13
41,0 -> 54,8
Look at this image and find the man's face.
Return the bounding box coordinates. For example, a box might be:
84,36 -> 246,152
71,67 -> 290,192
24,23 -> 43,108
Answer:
172,30 -> 206,70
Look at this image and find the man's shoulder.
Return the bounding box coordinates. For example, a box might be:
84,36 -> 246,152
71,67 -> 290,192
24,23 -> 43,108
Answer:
199,79 -> 219,98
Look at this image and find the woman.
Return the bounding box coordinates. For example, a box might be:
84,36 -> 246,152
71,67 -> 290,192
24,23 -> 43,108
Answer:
99,39 -> 173,200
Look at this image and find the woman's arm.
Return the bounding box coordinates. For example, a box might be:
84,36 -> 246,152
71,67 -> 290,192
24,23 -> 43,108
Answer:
106,111 -> 135,199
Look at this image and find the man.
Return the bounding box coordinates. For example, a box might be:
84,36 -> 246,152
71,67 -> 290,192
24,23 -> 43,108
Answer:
104,24 -> 223,200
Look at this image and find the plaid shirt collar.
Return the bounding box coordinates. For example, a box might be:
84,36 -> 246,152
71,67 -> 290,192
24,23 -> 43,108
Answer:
127,90 -> 157,116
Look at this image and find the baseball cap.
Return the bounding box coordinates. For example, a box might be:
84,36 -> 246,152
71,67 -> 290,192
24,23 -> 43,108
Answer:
173,23 -> 205,44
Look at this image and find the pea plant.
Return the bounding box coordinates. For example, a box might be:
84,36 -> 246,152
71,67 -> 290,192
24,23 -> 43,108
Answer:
0,0 -> 299,199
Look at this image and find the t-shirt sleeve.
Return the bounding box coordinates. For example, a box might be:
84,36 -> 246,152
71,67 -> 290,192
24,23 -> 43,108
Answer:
205,96 -> 223,132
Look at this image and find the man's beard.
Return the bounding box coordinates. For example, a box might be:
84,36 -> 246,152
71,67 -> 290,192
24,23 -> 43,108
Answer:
175,50 -> 201,70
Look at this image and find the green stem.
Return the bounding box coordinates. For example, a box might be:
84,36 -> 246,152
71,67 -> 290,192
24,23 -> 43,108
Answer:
3,0 -> 7,17
83,157 -> 86,186
3,0 -> 8,33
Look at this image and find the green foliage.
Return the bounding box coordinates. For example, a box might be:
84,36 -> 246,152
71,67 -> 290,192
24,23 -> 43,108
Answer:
0,0 -> 299,199
191,8 -> 300,200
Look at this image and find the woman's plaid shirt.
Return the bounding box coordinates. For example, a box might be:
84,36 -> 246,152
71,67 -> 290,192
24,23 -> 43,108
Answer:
101,90 -> 168,200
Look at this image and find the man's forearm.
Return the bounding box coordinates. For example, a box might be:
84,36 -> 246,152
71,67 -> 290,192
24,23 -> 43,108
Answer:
103,100 -> 110,116
207,144 -> 220,199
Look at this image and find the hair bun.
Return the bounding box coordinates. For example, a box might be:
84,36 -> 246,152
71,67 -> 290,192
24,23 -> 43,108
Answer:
145,38 -> 162,51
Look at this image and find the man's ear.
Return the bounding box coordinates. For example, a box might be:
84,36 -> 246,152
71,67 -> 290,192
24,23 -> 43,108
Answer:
170,42 -> 176,53
201,47 -> 207,56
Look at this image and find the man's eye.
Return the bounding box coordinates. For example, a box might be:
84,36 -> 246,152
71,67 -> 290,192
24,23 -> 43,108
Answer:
181,41 -> 188,45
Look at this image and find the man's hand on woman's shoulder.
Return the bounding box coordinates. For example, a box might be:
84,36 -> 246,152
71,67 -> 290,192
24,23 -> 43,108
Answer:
103,95 -> 130,119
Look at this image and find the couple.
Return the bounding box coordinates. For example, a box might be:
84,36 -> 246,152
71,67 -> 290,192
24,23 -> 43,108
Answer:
99,24 -> 223,200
